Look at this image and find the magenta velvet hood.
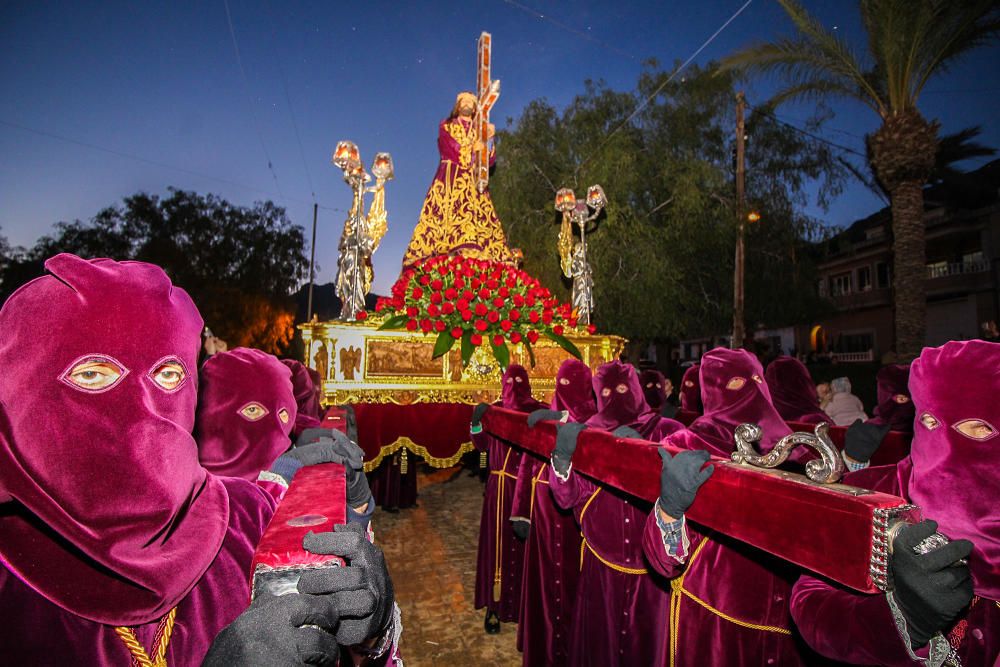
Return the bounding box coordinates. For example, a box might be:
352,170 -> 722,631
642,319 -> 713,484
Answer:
871,364 -> 914,432
906,340 -> 1000,599
0,254 -> 229,626
281,358 -> 323,436
585,361 -> 650,431
501,364 -> 545,412
679,363 -> 702,413
688,348 -> 791,456
765,356 -> 828,424
639,369 -> 667,411
196,348 -> 296,480
551,358 -> 597,423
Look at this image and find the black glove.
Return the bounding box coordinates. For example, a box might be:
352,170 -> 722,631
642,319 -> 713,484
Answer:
286,440 -> 346,468
297,427 -> 336,448
511,519 -> 530,541
471,402 -> 491,428
203,592 -> 340,666
658,448 -> 714,520
660,402 -> 678,419
844,419 -> 891,463
551,422 -> 587,476
889,520 -> 974,649
612,425 -> 641,439
298,524 -> 395,648
527,409 -> 565,427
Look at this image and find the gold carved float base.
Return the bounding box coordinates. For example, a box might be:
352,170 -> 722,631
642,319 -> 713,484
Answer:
300,320 -> 625,405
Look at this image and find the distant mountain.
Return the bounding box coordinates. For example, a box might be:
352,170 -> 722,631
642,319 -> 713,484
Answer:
290,282 -> 384,323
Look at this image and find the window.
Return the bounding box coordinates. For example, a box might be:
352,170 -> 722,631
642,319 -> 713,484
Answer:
857,266 -> 872,292
835,331 -> 875,354
865,226 -> 885,241
876,262 -> 890,289
831,272 -> 852,296
927,260 -> 948,278
818,278 -> 827,297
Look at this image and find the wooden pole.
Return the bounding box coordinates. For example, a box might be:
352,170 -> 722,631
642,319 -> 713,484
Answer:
732,92 -> 746,349
306,202 -> 318,321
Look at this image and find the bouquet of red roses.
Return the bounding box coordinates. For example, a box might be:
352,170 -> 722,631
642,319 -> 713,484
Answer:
371,255 -> 590,368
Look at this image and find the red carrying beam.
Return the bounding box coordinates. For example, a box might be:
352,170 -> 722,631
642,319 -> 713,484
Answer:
481,407 -> 910,593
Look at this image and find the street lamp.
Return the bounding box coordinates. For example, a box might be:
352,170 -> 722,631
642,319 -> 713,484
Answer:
331,141 -> 394,321
554,184 -> 606,326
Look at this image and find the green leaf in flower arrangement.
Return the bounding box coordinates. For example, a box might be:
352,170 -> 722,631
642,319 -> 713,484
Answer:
377,314 -> 409,331
432,329 -> 456,359
490,337 -> 510,370
543,330 -> 582,360
461,330 -> 475,366
523,340 -> 537,368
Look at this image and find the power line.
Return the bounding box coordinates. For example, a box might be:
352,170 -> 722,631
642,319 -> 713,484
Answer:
0,118 -> 341,212
575,0 -> 754,173
746,103 -> 868,159
500,0 -> 640,62
222,0 -> 285,200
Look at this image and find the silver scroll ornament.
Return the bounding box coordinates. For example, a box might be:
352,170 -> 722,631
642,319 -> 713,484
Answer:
731,421 -> 845,484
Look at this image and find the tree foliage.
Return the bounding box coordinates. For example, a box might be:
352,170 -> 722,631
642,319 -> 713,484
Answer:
0,189 -> 308,354
491,63 -> 845,342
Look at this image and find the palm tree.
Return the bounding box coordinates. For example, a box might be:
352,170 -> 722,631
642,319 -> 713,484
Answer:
721,0 -> 1000,360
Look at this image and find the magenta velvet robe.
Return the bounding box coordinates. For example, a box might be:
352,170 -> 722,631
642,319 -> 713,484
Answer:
368,451 -> 418,510
0,476 -> 276,665
549,466 -> 669,666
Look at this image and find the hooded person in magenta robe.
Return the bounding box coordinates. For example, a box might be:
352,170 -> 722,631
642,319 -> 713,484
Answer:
642,347 -> 820,666
868,364 -> 915,432
765,355 -> 829,424
0,254 -> 278,664
547,360 -> 671,666
197,348 -> 297,501
281,358 -> 324,438
511,359 -> 595,664
640,369 -> 668,411
679,363 -> 702,414
471,364 -> 546,632
402,91 -> 514,267
790,340 -> 997,666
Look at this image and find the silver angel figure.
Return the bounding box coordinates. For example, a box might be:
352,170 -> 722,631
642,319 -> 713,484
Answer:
335,203 -> 374,321
571,241 -> 594,326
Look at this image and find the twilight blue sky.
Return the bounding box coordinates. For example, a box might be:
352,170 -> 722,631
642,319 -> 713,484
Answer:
2,1 -> 998,295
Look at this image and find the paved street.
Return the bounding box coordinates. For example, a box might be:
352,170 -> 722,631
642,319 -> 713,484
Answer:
375,466 -> 521,666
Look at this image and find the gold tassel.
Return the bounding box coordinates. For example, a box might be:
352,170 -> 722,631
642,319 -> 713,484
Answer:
400,448 -> 408,475
480,451 -> 487,469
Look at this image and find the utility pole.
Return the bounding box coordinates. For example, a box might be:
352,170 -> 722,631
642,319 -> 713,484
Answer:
732,92 -> 747,349
306,202 -> 318,321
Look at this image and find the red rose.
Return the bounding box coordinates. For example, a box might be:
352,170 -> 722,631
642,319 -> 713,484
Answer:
430,292 -> 443,305
510,331 -> 522,344
526,296 -> 536,307
441,302 -> 455,315
474,319 -> 488,332
512,294 -> 524,307
509,309 -> 521,321
418,274 -> 430,286
427,304 -> 440,317
451,326 -> 464,339
470,333 -> 483,346
406,319 -> 418,331
542,311 -> 553,325
430,279 -> 443,290
412,287 -> 424,300
505,277 -> 517,288
478,288 -> 490,300
471,279 -> 482,289
568,318 -> 578,328
487,311 -> 500,323
474,302 -> 488,316
498,286 -> 509,297
529,310 -> 540,324
500,319 -> 512,332
435,320 -> 447,332
375,300 -> 384,312
406,306 -> 418,317
587,323 -> 597,334
461,310 -> 473,322
444,287 -> 458,300
492,335 -> 504,347
486,278 -> 499,290
492,296 -> 505,308
356,310 -> 368,320
392,296 -> 404,309
453,277 -> 465,289
527,330 -> 540,344
553,324 -> 564,335
420,319 -> 432,333
457,298 -> 469,311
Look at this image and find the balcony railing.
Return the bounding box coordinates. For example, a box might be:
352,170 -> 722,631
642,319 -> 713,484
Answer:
926,260 -> 990,279
831,350 -> 874,363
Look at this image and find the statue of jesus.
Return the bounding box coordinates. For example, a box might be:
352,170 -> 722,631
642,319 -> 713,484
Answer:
401,92 -> 514,267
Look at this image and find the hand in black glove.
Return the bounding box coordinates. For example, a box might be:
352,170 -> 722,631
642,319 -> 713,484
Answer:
471,402 -> 491,428
286,441 -> 345,468
298,524 -> 395,648
203,592 -> 340,666
527,409 -> 566,427
511,519 -> 530,541
658,448 -> 714,520
889,520 -> 974,649
660,402 -> 678,419
844,419 -> 891,463
612,425 -> 641,439
297,427 -> 336,448
552,422 -> 587,476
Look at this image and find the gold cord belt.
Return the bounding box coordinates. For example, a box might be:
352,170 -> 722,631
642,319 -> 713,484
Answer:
114,606 -> 177,667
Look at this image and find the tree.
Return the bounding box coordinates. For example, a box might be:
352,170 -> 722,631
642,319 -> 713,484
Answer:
720,0 -> 1000,360
0,189 -> 308,354
491,63 -> 844,343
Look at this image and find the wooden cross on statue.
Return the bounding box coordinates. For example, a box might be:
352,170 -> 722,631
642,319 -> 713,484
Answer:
474,31 -> 501,194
